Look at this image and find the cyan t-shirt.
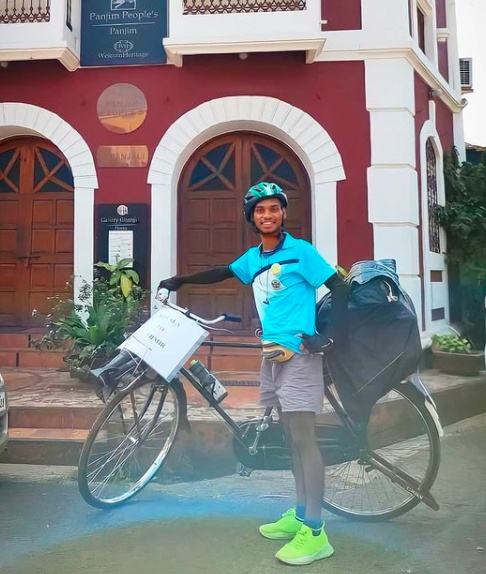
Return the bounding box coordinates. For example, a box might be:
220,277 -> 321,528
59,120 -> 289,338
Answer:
229,233 -> 336,353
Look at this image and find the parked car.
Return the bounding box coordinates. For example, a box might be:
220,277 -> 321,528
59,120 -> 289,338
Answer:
0,372 -> 8,453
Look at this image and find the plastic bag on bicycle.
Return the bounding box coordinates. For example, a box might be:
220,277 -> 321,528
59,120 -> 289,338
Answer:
316,259 -> 423,426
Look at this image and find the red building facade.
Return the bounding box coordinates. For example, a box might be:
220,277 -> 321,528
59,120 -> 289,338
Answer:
0,0 -> 466,338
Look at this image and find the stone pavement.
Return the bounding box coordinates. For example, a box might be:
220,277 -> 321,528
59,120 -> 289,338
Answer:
1,366 -> 485,475
2,367 -> 265,421
3,366 -> 485,418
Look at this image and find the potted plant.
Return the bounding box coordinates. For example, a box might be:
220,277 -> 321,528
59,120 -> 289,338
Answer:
431,333 -> 484,376
34,259 -> 149,380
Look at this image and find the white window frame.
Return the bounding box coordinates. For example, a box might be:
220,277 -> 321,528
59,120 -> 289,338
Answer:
409,0 -> 438,65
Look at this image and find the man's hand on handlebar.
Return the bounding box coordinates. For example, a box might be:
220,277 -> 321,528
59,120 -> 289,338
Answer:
158,276 -> 183,292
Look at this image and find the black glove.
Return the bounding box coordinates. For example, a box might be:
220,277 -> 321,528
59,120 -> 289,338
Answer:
158,276 -> 183,292
300,333 -> 334,354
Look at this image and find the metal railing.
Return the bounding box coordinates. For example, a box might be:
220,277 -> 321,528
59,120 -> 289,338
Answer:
183,0 -> 306,15
0,0 -> 50,23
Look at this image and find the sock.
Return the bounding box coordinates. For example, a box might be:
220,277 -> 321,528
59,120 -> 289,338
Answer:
295,506 -> 306,522
304,519 -> 324,534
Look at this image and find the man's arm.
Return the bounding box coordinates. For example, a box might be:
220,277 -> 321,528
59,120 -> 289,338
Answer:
325,273 -> 350,341
301,272 -> 350,353
158,266 -> 235,292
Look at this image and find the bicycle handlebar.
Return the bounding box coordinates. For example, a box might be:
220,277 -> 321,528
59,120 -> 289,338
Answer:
223,314 -> 242,323
156,289 -> 242,326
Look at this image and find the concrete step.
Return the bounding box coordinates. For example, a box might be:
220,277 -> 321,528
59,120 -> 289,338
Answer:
0,334 -> 31,349
9,405 -> 102,430
203,335 -> 261,373
210,354 -> 262,374
2,428 -> 89,466
0,349 -> 67,369
2,377 -> 486,478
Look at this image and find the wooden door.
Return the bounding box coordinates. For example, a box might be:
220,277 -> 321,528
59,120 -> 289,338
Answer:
0,138 -> 74,327
178,132 -> 311,333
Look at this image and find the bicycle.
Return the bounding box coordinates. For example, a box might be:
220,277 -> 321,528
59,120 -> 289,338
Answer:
77,293 -> 443,521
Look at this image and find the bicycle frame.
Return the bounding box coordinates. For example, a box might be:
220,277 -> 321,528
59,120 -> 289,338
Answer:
79,294 -> 442,516
178,339 -> 363,455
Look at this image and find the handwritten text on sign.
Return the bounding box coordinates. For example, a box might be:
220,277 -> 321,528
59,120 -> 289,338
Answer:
121,306 -> 208,381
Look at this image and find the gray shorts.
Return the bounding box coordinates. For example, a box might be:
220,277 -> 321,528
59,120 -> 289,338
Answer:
260,353 -> 324,414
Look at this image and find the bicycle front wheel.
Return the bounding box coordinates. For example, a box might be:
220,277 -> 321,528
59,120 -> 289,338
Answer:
322,381 -> 441,521
78,374 -> 184,509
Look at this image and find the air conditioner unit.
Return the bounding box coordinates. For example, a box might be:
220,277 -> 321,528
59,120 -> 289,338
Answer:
459,58 -> 473,93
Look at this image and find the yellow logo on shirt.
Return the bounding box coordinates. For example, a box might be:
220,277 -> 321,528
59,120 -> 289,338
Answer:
271,263 -> 282,276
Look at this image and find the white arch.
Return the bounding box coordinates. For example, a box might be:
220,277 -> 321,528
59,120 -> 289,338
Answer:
148,95 -> 345,299
0,102 -> 98,305
419,101 -> 448,333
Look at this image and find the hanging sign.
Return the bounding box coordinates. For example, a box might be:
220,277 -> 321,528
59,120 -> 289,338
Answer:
81,0 -> 167,67
120,307 -> 209,381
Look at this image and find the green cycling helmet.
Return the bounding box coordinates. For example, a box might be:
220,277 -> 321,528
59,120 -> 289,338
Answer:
243,182 -> 288,225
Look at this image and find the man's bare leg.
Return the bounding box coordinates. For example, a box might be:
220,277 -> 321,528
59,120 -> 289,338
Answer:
281,412 -> 306,515
284,411 -> 324,524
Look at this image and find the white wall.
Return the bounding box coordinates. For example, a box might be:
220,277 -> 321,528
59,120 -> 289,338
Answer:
167,0 -> 322,42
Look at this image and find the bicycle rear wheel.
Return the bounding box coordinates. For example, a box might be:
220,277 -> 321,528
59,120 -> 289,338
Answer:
78,374 -> 184,509
321,381 -> 441,521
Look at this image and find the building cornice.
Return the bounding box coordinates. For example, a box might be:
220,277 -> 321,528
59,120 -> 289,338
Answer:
163,38 -> 326,67
0,47 -> 79,71
318,38 -> 463,113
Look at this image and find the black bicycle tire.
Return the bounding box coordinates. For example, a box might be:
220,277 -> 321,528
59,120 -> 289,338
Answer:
322,381 -> 441,521
78,375 -> 185,509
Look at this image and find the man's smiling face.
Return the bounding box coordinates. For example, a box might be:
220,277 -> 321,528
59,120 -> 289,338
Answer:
252,197 -> 286,236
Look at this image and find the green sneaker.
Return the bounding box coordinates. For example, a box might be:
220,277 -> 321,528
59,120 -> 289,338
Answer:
259,509 -> 303,540
275,524 -> 334,565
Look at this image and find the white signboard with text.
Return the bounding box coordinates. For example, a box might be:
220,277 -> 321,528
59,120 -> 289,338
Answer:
120,307 -> 208,381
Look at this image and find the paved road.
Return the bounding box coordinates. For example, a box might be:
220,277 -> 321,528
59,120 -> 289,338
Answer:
0,415 -> 485,574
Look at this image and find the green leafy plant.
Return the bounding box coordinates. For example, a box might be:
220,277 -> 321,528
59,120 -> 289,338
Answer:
437,150 -> 486,269
94,257 -> 140,298
432,334 -> 472,354
35,262 -> 148,377
437,149 -> 486,348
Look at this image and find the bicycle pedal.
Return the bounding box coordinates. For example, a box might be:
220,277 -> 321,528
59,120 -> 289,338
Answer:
236,462 -> 253,477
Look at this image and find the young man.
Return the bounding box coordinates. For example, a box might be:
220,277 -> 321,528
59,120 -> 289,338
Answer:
158,182 -> 349,566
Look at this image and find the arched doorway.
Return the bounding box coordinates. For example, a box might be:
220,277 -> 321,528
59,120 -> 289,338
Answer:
178,132 -> 311,333
0,138 -> 74,327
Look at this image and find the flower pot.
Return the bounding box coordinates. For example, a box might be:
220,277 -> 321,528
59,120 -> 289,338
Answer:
431,349 -> 484,376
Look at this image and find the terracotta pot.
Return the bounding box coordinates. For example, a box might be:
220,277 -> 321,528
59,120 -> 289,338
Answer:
431,349 -> 485,376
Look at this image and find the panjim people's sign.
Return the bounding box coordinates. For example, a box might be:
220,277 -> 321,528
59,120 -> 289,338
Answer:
120,307 -> 208,381
81,0 -> 167,66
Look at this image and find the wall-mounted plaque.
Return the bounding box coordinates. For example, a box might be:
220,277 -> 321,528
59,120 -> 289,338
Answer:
81,0 -> 167,67
97,145 -> 149,167
96,203 -> 149,287
97,84 -> 148,134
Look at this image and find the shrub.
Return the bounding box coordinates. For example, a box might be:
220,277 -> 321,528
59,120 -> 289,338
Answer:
432,334 -> 472,354
35,260 -> 148,376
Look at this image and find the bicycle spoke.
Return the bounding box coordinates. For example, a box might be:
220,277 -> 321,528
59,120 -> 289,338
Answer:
322,383 -> 440,521
78,377 -> 181,508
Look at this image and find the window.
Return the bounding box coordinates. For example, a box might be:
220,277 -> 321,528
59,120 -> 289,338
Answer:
408,0 -> 413,36
408,0 -> 437,62
66,0 -> 72,30
417,6 -> 426,53
426,138 -> 440,254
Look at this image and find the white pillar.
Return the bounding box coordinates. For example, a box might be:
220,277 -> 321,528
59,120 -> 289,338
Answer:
365,57 -> 423,323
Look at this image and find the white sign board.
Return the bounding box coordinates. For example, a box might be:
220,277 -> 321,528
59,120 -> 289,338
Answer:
120,306 -> 208,381
108,230 -> 133,266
